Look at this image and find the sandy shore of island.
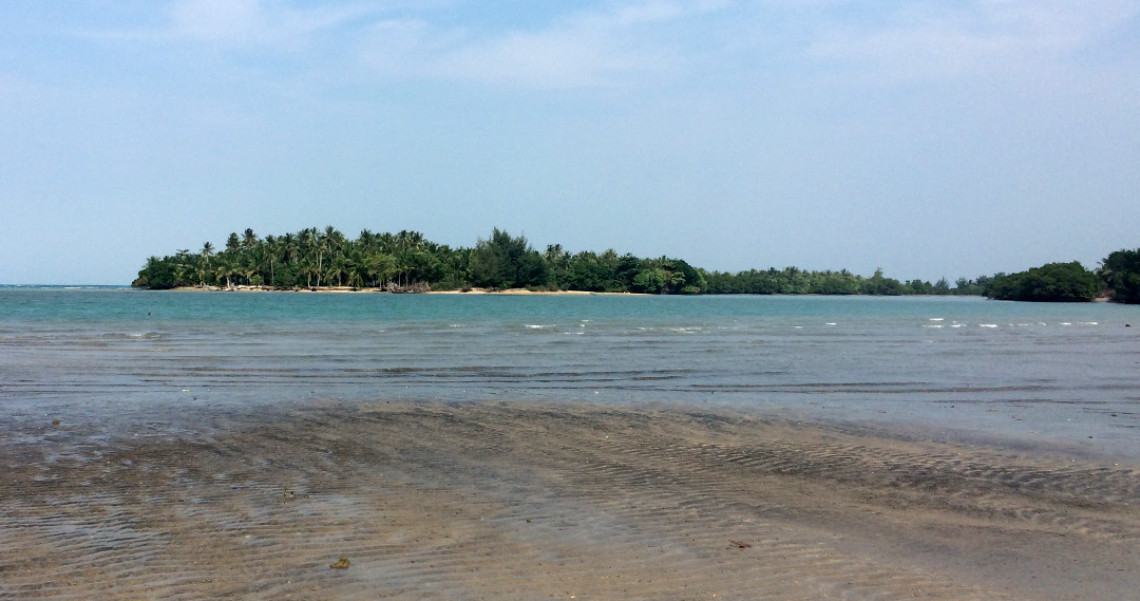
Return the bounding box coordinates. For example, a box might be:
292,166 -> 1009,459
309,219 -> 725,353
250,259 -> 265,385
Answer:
2,401 -> 1138,600
170,285 -> 637,295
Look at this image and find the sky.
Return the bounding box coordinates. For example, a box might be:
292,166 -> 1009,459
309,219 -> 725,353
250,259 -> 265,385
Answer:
2,0 -> 1139,285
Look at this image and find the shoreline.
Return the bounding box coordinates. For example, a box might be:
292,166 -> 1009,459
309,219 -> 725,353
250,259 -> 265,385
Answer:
168,284 -> 643,296
159,285 -> 991,299
3,400 -> 1137,600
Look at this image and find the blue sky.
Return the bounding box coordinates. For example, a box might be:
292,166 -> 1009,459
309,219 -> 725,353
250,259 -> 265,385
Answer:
3,0 -> 1138,284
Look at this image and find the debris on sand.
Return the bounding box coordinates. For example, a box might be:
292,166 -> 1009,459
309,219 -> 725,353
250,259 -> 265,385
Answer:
330,557 -> 351,569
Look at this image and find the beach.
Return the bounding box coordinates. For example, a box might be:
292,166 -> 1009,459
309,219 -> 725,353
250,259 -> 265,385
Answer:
169,284 -> 634,295
4,289 -> 1139,600
3,401 -> 1137,601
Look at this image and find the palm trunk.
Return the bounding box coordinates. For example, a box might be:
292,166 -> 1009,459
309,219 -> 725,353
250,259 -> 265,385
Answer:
316,251 -> 323,287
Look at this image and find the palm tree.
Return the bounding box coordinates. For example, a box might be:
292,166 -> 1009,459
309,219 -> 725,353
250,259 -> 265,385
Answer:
393,230 -> 427,286
364,252 -> 396,287
200,242 -> 215,286
315,229 -> 330,287
240,257 -> 259,287
214,257 -> 236,290
281,233 -> 299,264
242,228 -> 258,251
300,228 -> 318,286
358,229 -> 376,253
193,245 -> 212,287
347,268 -> 365,289
263,234 -> 279,286
225,232 -> 241,253
324,225 -> 345,250
327,254 -> 349,287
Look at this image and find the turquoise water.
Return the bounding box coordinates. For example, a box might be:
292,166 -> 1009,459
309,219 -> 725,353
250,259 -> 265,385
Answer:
2,287 -> 1139,456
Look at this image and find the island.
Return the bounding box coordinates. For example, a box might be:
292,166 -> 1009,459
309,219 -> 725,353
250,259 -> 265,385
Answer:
133,226 -> 1139,303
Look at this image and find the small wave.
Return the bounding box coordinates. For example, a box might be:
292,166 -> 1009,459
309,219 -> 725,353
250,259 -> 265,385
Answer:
525,324 -> 556,330
825,322 -> 837,326
102,332 -> 161,340
929,318 -> 944,322
979,324 -> 998,328
923,324 -> 944,329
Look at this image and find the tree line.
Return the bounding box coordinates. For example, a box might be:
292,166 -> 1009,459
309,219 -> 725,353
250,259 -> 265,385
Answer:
702,268 -> 987,296
983,250 -> 1140,303
133,227 -> 712,294
132,226 -> 1140,302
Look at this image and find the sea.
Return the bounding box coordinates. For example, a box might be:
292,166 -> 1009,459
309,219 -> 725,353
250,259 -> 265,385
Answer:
2,286 -> 1138,458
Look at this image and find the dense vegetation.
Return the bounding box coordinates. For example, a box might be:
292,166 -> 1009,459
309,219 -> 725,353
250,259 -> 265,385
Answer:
981,250 -> 1140,303
983,262 -> 1102,302
134,226 -> 980,295
1100,249 -> 1140,304
703,268 -> 985,296
133,226 -> 1138,302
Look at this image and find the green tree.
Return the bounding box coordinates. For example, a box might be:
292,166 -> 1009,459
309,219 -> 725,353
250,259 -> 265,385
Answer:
242,228 -> 258,251
564,251 -> 617,291
861,268 -> 903,295
1100,249 -> 1140,303
985,262 -> 1101,302
134,256 -> 178,289
469,228 -> 548,289
214,256 -> 238,290
543,244 -> 571,289
197,241 -> 215,286
225,232 -> 241,253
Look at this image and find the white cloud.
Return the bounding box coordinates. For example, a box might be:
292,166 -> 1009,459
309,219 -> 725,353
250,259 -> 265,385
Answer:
166,0 -> 375,49
357,1 -> 725,89
804,0 -> 1140,83
436,25 -> 658,89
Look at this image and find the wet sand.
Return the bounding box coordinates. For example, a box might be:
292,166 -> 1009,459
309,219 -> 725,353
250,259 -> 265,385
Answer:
2,401 -> 1138,600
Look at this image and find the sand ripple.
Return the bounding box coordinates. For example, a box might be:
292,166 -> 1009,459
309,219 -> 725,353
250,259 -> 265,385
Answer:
2,403 -> 1138,600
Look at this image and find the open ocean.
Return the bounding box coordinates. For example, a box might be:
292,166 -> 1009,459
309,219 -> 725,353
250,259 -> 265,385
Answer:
2,286 -> 1139,457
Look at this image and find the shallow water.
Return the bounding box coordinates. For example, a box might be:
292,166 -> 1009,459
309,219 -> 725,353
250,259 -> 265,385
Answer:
8,403 -> 1138,601
2,287 -> 1139,457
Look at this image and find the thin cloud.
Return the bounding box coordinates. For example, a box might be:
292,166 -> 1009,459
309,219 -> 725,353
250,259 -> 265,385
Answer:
90,0 -> 383,50
357,1 -> 727,89
435,24 -> 663,89
158,0 -> 378,48
804,1 -> 1140,83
